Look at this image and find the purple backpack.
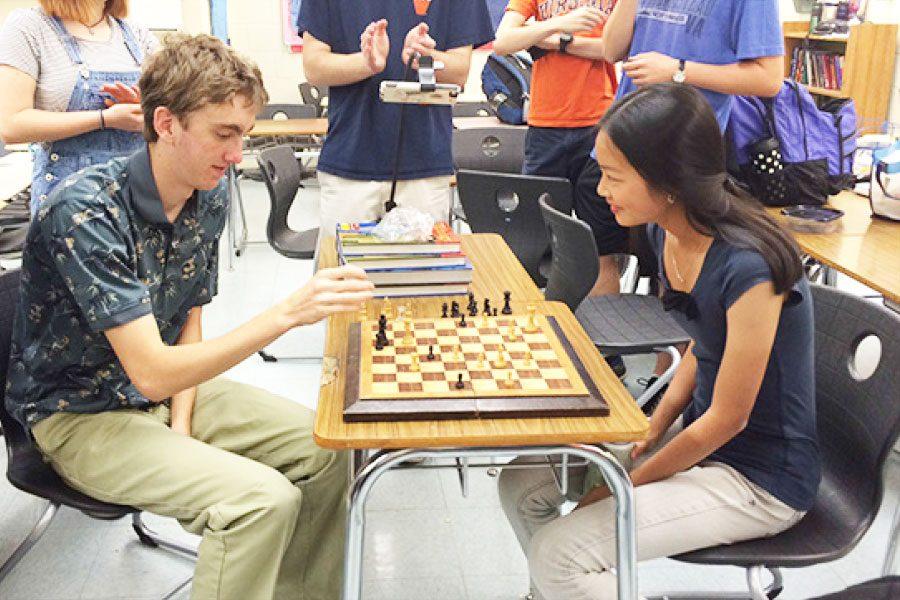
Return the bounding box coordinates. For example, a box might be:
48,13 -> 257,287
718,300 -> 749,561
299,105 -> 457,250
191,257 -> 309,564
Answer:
727,80 -> 857,206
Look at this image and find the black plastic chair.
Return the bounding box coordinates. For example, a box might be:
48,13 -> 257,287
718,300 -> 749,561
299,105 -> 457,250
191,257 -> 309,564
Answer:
298,81 -> 328,117
0,269 -> 197,591
452,127 -> 526,174
538,196 -> 689,406
669,284 -> 900,600
456,170 -> 571,287
808,576 -> 900,599
452,101 -> 494,117
257,145 -> 319,260
257,103 -> 317,121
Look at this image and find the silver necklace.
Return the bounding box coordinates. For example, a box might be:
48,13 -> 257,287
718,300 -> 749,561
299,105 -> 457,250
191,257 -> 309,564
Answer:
83,15 -> 106,36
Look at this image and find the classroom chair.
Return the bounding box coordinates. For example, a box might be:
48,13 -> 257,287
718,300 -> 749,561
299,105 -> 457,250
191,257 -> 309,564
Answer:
667,284 -> 900,600
257,145 -> 319,260
452,101 -> 495,117
452,126 -> 526,174
0,269 -> 197,596
538,196 -> 688,409
456,170 -> 571,287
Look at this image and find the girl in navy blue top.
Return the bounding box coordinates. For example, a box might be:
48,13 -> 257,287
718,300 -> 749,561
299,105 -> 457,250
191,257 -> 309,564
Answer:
498,84 -> 820,600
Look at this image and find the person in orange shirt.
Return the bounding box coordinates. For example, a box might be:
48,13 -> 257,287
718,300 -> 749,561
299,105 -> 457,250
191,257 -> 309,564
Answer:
494,1 -> 616,199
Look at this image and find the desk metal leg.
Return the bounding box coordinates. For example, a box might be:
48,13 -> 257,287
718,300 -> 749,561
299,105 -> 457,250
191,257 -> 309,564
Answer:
225,166 -> 249,271
342,445 -> 637,600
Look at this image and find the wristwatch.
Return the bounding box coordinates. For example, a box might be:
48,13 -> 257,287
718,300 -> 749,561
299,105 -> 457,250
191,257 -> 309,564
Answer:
559,32 -> 573,54
673,59 -> 687,83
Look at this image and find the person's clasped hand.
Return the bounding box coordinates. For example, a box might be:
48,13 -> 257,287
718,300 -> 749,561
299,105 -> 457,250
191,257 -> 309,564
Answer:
622,52 -> 681,86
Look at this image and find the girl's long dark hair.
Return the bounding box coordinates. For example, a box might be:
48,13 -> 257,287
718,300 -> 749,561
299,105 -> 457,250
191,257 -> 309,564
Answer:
598,83 -> 802,294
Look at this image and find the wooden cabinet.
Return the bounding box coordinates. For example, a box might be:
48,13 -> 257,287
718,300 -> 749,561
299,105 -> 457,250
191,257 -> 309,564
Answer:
783,21 -> 897,133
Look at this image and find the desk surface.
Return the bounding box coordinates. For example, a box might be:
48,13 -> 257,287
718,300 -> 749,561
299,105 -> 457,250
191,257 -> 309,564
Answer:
248,117 -> 329,137
313,233 -> 648,449
452,116 -> 525,130
768,191 -> 900,303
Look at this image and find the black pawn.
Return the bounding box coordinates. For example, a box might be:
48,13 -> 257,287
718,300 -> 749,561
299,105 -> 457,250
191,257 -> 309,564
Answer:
375,336 -> 385,351
427,345 -> 435,360
459,313 -> 467,327
451,300 -> 460,318
455,373 -> 465,390
483,298 -> 492,315
441,302 -> 448,318
501,291 -> 513,315
493,308 -> 498,317
378,314 -> 388,331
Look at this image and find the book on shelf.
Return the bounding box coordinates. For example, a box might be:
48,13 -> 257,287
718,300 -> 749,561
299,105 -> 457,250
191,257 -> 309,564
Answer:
789,45 -> 844,91
373,283 -> 470,298
364,262 -> 474,286
336,220 -> 461,256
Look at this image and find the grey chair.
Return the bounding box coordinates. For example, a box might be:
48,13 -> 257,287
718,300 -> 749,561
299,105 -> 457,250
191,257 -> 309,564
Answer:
456,170 -> 571,287
665,284 -> 900,600
808,576 -> 900,599
452,127 -> 526,174
298,82 -> 328,117
452,101 -> 494,117
0,269 -> 196,595
257,145 -> 319,260
538,196 -> 689,407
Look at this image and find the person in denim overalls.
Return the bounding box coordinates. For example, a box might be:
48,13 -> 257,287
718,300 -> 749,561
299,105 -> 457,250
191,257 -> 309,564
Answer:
29,15 -> 144,215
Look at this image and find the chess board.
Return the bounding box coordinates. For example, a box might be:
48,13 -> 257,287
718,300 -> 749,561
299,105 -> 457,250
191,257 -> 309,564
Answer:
343,313 -> 609,422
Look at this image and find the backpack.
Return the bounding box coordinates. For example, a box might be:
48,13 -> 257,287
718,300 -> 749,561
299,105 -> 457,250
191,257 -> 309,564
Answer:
481,52 -> 532,125
727,79 -> 857,206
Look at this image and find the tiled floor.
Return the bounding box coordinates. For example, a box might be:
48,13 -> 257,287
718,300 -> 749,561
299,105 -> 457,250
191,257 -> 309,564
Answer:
1,178 -> 897,599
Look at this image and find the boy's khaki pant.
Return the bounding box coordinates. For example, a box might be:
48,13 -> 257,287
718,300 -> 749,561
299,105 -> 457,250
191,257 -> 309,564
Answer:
31,378 -> 347,600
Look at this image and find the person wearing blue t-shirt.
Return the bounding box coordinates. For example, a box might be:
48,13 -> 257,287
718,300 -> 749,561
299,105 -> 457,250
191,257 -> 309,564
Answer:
499,84 -> 819,600
575,0 -> 784,383
298,0 -> 493,232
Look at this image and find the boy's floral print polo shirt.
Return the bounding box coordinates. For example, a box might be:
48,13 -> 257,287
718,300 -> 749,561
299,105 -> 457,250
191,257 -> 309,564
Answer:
5,146 -> 228,429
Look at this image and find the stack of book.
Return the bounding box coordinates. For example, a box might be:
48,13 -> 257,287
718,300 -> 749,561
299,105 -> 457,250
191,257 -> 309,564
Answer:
336,221 -> 473,298
789,46 -> 844,91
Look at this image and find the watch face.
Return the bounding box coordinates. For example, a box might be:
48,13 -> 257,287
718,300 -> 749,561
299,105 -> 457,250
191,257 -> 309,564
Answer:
560,33 -> 573,42
673,70 -> 686,83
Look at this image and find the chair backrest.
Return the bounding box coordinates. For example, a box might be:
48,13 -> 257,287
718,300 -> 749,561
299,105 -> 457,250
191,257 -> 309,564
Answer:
812,284 -> 900,529
0,269 -> 30,463
257,103 -> 317,121
257,145 -> 303,254
456,169 -> 571,286
298,82 -> 328,117
452,127 -> 525,174
452,102 -> 494,118
539,195 -> 599,312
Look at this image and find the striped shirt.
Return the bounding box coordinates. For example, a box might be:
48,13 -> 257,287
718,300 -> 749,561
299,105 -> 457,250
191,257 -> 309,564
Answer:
0,8 -> 157,113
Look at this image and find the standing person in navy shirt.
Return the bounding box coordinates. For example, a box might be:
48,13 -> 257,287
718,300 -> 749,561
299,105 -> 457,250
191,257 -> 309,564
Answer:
575,0 -> 784,381
499,84 -> 819,600
298,0 -> 493,232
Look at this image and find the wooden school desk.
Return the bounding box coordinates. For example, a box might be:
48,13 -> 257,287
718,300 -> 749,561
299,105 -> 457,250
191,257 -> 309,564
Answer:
315,233 -> 649,600
769,191 -> 900,304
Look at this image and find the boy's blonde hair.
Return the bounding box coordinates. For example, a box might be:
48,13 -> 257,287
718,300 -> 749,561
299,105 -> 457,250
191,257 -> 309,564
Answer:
139,33 -> 269,142
39,0 -> 128,22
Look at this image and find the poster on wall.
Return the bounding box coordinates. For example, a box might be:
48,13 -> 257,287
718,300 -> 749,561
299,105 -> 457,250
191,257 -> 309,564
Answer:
283,0 -> 303,52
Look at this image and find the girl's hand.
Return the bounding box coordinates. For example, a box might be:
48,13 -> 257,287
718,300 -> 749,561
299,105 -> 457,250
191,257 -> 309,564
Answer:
101,82 -> 141,106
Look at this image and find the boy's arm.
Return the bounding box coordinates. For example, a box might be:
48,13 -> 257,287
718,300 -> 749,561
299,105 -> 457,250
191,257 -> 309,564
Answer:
104,266 -> 373,403
168,306 -> 202,436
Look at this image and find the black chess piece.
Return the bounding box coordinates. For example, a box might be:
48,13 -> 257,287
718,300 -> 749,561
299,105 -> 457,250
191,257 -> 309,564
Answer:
459,313 -> 467,327
455,373 -> 464,390
501,290 -> 513,315
441,302 -> 448,318
451,300 -> 460,318
375,336 -> 385,351
483,298 -> 491,315
427,345 -> 435,360
493,307 -> 498,317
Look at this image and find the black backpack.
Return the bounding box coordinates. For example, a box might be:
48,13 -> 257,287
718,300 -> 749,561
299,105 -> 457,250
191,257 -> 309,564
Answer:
481,52 -> 532,125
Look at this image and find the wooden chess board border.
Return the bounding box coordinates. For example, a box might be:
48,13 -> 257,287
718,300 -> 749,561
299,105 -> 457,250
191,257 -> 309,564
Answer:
343,317 -> 610,422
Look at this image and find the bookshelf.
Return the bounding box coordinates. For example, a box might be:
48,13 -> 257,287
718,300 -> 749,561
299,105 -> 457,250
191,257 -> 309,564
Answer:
783,21 -> 898,133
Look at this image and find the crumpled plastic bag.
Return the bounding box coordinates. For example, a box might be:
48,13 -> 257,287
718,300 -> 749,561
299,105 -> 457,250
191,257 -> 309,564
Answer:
371,206 -> 435,241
